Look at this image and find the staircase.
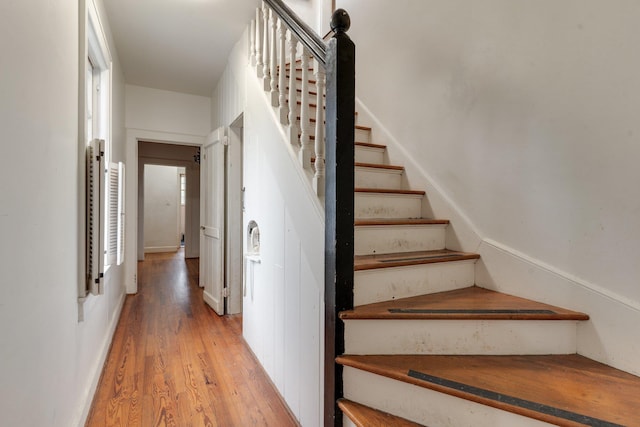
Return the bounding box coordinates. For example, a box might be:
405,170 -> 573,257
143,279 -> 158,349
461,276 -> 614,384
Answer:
279,60 -> 640,426
251,5 -> 640,426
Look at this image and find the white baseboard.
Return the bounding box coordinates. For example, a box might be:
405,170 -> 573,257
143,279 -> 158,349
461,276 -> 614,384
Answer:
144,245 -> 180,253
74,290 -> 127,427
476,239 -> 640,376
203,290 -> 216,310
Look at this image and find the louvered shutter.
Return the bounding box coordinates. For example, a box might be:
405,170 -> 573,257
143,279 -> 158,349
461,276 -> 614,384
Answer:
117,162 -> 125,265
86,139 -> 105,295
107,162 -> 119,266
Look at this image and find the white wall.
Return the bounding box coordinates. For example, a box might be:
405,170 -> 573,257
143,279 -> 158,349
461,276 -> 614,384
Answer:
339,0 -> 640,375
283,0 -> 332,36
143,165 -> 180,252
211,32 -> 248,128
124,85 -> 211,292
0,1 -> 127,426
126,85 -> 212,136
212,28 -> 325,426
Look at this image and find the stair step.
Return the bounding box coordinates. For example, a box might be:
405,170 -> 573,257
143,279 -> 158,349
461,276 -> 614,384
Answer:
355,162 -> 403,170
355,218 -> 449,226
355,188 -> 425,219
355,142 -> 386,164
354,249 -> 478,271
356,188 -> 425,195
299,122 -> 371,144
354,218 -> 448,255
342,286 -> 589,320
338,399 -> 425,427
295,114 -> 361,125
286,75 -> 317,85
294,87 -> 319,97
356,142 -> 386,149
338,354 -> 640,427
355,163 -> 404,190
341,287 -> 587,355
354,250 -> 478,305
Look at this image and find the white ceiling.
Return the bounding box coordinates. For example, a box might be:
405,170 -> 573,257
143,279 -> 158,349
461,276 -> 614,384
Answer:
103,0 -> 260,96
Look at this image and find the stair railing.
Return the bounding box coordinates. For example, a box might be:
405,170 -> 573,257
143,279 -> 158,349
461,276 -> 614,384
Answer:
250,2 -> 355,426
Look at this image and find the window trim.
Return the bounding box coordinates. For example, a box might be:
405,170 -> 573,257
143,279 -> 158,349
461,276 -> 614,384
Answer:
79,0 -> 114,318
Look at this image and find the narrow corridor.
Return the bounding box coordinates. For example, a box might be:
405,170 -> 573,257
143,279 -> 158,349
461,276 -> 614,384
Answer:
86,250 -> 298,426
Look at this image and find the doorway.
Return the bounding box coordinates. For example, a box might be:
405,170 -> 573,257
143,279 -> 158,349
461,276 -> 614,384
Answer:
137,141 -> 201,261
200,116 -> 244,315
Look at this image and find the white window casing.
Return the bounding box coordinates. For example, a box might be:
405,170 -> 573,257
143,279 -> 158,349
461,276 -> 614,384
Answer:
79,0 -> 113,309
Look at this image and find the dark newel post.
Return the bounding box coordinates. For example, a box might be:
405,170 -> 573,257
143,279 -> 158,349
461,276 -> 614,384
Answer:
324,8 -> 354,427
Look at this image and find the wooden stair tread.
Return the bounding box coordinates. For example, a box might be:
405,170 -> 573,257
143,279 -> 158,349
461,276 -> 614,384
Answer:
355,162 -> 404,171
295,87 -> 319,96
355,188 -> 425,195
298,114 -> 358,124
356,141 -> 386,149
302,134 -> 368,143
340,286 -> 589,320
286,75 -> 317,85
338,399 -> 425,427
296,115 -> 364,125
337,354 -> 640,427
354,249 -> 479,271
355,218 -> 450,226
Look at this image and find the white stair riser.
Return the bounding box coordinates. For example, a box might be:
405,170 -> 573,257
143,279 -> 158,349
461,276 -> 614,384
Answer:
285,67 -> 313,76
344,319 -> 578,355
355,146 -> 385,164
355,224 -> 446,255
294,103 -> 318,118
355,193 -> 422,219
343,367 -> 555,427
354,260 -> 475,306
296,120 -> 371,144
290,78 -> 319,94
355,127 -> 371,143
294,89 -> 320,100
355,167 -> 403,190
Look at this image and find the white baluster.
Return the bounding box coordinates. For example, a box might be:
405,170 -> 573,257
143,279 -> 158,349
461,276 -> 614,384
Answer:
299,52 -> 312,169
269,9 -> 278,106
313,64 -> 326,196
262,2 -> 270,90
255,7 -> 263,78
277,18 -> 288,124
249,19 -> 256,66
287,32 -> 299,145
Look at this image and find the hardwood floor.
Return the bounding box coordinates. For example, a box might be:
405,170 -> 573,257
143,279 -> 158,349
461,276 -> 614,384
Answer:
86,250 -> 299,427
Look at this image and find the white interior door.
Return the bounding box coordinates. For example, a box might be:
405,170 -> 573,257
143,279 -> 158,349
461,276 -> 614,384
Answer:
200,128 -> 226,315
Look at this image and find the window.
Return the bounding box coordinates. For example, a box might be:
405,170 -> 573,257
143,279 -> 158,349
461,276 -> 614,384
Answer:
83,0 -> 113,297
180,173 -> 186,206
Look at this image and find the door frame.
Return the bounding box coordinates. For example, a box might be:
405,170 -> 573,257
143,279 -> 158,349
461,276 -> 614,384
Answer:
199,120 -> 244,315
226,115 -> 244,315
125,129 -> 202,294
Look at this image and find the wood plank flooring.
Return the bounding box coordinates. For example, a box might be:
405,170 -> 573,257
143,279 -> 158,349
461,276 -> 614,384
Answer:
86,250 -> 299,427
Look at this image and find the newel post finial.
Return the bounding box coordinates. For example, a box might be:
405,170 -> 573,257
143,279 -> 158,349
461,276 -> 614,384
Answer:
330,8 -> 350,34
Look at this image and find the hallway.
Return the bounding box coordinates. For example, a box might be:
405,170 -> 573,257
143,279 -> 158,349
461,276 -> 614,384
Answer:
86,250 -> 298,426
